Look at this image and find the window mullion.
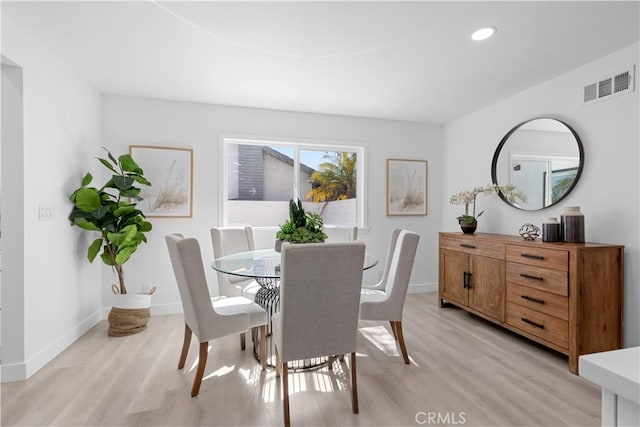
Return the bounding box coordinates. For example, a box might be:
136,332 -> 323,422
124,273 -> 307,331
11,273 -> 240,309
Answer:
293,147 -> 300,200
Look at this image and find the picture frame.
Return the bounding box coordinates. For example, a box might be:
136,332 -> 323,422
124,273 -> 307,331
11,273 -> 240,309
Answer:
129,145 -> 193,218
386,158 -> 428,216
549,166 -> 579,204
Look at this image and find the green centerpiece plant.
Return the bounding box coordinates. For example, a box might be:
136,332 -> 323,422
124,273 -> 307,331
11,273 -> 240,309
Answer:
276,199 -> 327,248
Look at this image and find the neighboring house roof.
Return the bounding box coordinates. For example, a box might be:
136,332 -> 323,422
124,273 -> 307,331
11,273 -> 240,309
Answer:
262,146 -> 316,176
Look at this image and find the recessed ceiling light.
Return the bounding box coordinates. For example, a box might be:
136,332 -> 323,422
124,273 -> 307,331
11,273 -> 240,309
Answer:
471,27 -> 497,41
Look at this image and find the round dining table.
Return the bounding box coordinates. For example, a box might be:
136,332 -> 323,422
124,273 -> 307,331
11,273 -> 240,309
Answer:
212,248 -> 378,280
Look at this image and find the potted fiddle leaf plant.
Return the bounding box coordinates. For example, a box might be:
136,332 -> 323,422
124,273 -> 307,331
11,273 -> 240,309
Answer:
275,198 -> 327,251
68,148 -> 154,336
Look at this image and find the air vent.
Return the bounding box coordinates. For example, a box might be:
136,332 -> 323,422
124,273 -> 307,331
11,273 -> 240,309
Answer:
582,65 -> 635,105
598,78 -> 612,98
614,71 -> 631,93
584,83 -> 597,102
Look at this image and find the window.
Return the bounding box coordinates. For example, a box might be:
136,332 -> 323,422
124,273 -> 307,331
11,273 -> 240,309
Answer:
222,137 -> 365,228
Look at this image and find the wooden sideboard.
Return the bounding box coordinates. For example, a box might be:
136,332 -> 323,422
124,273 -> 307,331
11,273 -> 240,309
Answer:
438,232 -> 624,374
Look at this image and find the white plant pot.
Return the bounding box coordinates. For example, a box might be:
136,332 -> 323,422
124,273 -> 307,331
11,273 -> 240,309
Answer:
112,293 -> 152,309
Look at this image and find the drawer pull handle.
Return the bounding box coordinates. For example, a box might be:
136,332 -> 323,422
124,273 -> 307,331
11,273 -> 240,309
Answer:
521,318 -> 545,329
463,272 -> 473,289
521,295 -> 545,304
521,253 -> 544,260
460,244 -> 476,249
520,273 -> 544,281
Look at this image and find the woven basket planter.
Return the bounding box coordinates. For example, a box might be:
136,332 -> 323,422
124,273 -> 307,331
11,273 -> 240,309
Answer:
108,294 -> 152,337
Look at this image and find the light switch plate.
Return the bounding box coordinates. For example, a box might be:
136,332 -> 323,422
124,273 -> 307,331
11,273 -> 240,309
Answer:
38,204 -> 54,221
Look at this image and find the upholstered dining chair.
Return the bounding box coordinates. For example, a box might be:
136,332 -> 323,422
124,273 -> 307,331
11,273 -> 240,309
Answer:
323,225 -> 358,243
361,228 -> 401,290
272,242 -> 366,427
359,229 -> 419,364
165,234 -> 268,397
211,226 -> 261,299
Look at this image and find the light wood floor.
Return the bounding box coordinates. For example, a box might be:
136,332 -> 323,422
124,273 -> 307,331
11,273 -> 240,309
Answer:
1,293 -> 600,426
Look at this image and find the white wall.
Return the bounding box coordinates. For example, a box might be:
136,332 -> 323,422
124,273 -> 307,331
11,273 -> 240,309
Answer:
443,43 -> 640,346
101,95 -> 444,313
1,19 -> 102,381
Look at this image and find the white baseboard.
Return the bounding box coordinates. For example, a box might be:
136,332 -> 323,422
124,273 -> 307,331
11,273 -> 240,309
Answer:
1,360 -> 27,383
101,302 -> 184,319
150,302 -> 183,316
408,282 -> 438,294
1,309 -> 103,383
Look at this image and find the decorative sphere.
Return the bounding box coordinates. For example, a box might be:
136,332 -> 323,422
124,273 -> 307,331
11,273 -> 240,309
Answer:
519,223 -> 540,241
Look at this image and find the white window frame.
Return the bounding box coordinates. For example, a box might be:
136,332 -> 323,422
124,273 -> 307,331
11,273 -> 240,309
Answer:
219,134 -> 367,229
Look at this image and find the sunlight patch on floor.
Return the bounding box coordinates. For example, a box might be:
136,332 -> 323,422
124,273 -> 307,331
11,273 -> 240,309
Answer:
261,373 -> 279,403
359,325 -> 400,357
203,364 -> 235,380
311,371 -> 336,393
289,371 -> 308,394
239,367 -> 253,383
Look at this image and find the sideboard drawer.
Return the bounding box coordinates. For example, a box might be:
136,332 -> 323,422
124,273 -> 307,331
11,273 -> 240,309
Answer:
506,283 -> 568,321
507,302 -> 569,349
440,235 -> 505,259
506,262 -> 568,296
506,245 -> 568,271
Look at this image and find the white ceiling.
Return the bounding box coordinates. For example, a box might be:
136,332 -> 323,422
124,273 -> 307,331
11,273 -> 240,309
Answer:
3,1 -> 639,123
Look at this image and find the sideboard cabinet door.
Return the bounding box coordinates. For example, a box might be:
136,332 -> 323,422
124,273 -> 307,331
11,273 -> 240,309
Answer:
439,239 -> 505,322
468,255 -> 505,322
440,249 -> 468,306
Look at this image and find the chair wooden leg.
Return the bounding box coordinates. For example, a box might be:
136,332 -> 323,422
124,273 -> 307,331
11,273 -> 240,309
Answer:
178,323 -> 192,369
350,352 -> 359,414
275,348 -> 281,378
390,321 -> 398,340
283,362 -> 290,427
240,332 -> 246,351
395,321 -> 410,364
191,342 -> 209,397
260,325 -> 266,371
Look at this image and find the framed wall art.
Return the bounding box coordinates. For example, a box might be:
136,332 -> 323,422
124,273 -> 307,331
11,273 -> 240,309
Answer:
129,145 -> 193,218
386,158 -> 427,216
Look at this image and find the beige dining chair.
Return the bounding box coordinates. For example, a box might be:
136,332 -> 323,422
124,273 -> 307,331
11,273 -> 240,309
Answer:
165,234 -> 268,397
323,225 -> 358,243
359,229 -> 420,364
211,226 -> 261,299
361,228 -> 401,290
272,241 -> 366,427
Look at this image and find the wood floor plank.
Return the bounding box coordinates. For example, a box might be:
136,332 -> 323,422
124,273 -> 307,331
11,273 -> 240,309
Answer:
1,293 -> 600,426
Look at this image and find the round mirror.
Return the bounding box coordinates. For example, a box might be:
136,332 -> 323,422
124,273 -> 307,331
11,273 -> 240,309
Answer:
491,118 -> 583,210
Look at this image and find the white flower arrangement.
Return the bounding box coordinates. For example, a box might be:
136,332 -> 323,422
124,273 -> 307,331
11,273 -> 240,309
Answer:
449,184 -> 527,224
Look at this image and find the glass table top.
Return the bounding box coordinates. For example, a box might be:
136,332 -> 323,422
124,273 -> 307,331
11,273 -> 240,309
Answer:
212,248 -> 378,279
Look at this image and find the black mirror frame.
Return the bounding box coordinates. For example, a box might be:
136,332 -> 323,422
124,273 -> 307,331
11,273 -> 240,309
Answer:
491,117 -> 584,211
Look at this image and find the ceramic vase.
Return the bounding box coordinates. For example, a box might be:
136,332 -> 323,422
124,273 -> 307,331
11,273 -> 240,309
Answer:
542,217 -> 561,242
561,207 -> 585,243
